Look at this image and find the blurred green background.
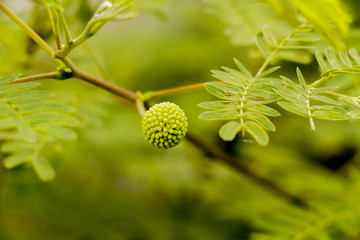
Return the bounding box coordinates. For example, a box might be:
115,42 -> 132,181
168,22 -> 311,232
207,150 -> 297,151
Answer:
1,0 -> 360,239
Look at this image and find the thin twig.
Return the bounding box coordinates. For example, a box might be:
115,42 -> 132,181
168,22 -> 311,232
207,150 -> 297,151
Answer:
71,66 -> 137,102
147,83 -> 207,99
11,72 -> 59,84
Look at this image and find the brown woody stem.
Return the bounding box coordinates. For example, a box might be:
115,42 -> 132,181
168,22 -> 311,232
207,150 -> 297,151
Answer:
185,132 -> 308,207
11,72 -> 60,84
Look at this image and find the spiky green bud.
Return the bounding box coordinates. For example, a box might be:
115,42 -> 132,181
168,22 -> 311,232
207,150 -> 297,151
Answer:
142,102 -> 188,149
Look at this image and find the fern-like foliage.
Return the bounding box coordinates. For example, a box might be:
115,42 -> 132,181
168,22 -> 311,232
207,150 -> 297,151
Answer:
0,74 -> 80,181
198,24 -> 321,145
273,48 -> 360,130
287,0 -> 351,49
198,59 -> 281,145
315,48 -> 360,77
273,68 -> 353,130
250,171 -> 360,240
204,0 -> 292,46
255,23 -> 318,64
205,0 -> 351,50
251,203 -> 360,240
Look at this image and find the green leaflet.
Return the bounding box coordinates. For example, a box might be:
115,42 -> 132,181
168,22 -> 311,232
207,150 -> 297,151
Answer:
243,121 -> 269,145
296,67 -> 308,91
204,82 -> 242,101
278,101 -> 308,117
0,74 -> 80,181
243,112 -> 276,131
262,25 -> 277,47
25,112 -> 81,127
311,94 -> 340,105
257,66 -> 281,79
3,153 -> 31,169
219,121 -> 242,141
14,99 -> 74,114
33,156 -> 56,181
0,118 -> 17,130
256,31 -> 271,57
4,90 -> 54,101
36,125 -> 77,141
331,97 -> 360,120
0,73 -> 22,86
211,70 -> 248,88
0,82 -> 40,95
312,111 -> 350,120
197,101 -> 239,110
2,141 -> 36,153
244,103 -> 280,117
199,110 -> 239,121
199,59 -> 279,145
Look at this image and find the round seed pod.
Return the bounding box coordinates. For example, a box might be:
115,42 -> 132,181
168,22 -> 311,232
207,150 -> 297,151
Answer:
142,102 -> 188,149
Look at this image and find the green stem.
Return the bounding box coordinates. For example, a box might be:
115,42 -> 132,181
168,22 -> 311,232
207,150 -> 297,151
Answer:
145,81 -> 224,100
305,89 -> 315,131
146,82 -> 207,99
57,23 -> 93,57
0,2 -> 54,57
135,93 -> 146,117
309,75 -> 332,88
47,6 -> 62,50
11,72 -> 60,84
57,7 -> 72,45
254,23 -> 306,79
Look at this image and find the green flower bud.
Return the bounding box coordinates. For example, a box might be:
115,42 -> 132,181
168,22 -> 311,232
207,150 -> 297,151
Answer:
142,102 -> 188,149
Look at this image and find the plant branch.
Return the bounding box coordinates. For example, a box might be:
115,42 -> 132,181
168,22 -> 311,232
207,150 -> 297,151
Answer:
185,131 -> 308,207
57,22 -> 93,57
71,65 -> 137,102
11,72 -> 60,84
146,82 -> 207,99
0,2 -> 54,57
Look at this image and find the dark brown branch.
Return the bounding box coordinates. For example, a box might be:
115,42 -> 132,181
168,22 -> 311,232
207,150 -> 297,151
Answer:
185,131 -> 308,207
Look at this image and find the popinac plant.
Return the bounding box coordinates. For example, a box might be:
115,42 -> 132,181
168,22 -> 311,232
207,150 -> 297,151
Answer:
1,0 -> 360,238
